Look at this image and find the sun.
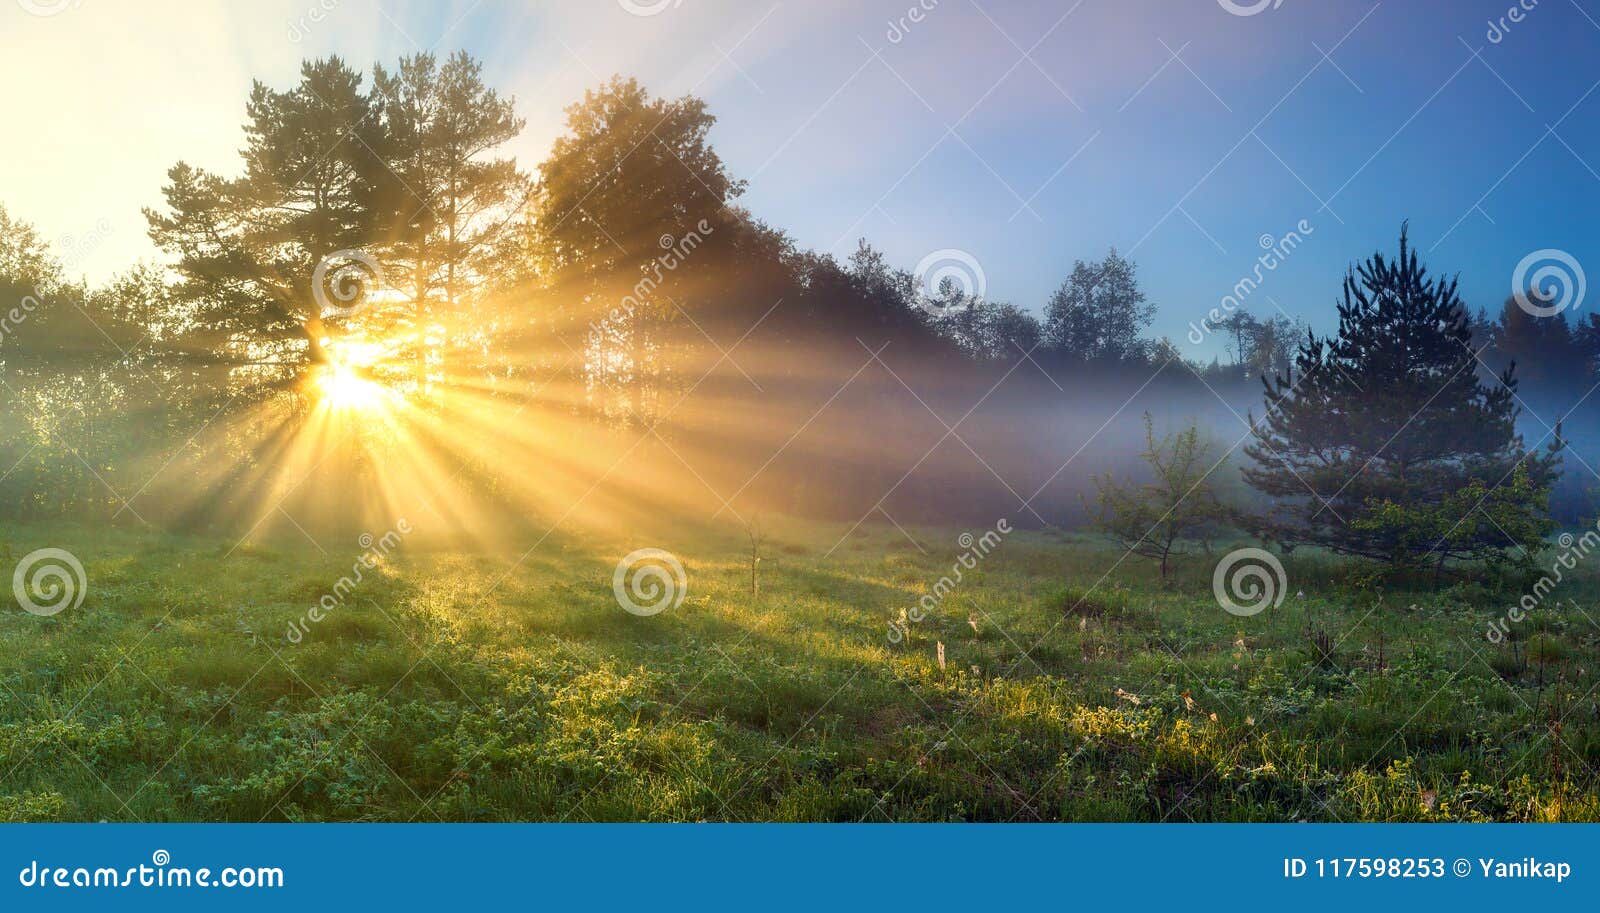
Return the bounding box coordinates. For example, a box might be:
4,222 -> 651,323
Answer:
316,360 -> 385,411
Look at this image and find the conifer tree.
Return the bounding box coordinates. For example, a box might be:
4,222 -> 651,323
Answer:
1244,226 -> 1562,576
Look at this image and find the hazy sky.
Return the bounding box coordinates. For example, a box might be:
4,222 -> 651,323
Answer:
4,0 -> 1598,359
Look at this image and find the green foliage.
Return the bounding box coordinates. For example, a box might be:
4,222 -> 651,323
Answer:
144,52 -> 530,385
1353,465 -> 1553,576
4,520 -> 1592,822
1091,413 -> 1230,579
1245,226 -> 1561,572
1041,248 -> 1153,362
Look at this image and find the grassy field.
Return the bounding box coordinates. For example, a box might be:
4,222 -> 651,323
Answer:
1,519 -> 1597,822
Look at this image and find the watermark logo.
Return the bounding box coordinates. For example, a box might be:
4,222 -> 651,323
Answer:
16,0 -> 81,17
888,519 -> 1010,643
1211,547 -> 1285,617
913,248 -> 985,317
1487,0 -> 1539,44
613,548 -> 686,616
886,0 -> 939,44
312,249 -> 385,318
592,219 -> 714,335
1188,220 -> 1313,346
1511,248 -> 1584,318
18,849 -> 285,889
618,0 -> 682,16
57,218 -> 113,272
286,520 -> 411,643
1218,0 -> 1285,16
12,547 -> 87,617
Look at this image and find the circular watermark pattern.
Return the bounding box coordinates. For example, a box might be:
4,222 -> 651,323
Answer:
612,548 -> 686,616
1218,0 -> 1285,15
618,0 -> 682,16
12,547 -> 87,617
1512,249 -> 1585,318
1211,547 -> 1285,617
312,249 -> 385,318
151,849 -> 171,866
913,248 -> 985,317
16,0 -> 80,16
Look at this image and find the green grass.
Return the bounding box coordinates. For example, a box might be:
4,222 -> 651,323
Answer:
1,520 -> 1597,822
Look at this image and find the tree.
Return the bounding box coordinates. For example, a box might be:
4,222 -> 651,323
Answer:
1091,413 -> 1230,579
536,76 -> 742,277
533,76 -> 745,421
1216,308 -> 1302,379
931,300 -> 1042,360
145,56 -> 385,378
1041,249 -> 1154,362
1218,309 -> 1259,366
0,208 -> 170,520
369,52 -> 530,389
1484,294 -> 1599,394
0,204 -> 56,290
1245,313 -> 1302,380
1244,227 -> 1562,577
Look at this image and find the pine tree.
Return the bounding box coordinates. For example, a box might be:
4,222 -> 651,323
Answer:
145,56 -> 384,373
369,51 -> 529,390
1244,226 -> 1562,577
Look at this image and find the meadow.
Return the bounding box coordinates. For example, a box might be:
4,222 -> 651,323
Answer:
1,519 -> 1595,823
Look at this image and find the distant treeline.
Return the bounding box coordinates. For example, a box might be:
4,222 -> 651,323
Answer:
0,56 -> 1595,539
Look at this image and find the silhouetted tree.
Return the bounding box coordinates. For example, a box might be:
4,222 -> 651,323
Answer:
1484,295 -> 1599,394
934,300 -> 1042,360
533,76 -> 744,421
145,57 -> 387,378
370,51 -> 529,389
1041,249 -> 1153,363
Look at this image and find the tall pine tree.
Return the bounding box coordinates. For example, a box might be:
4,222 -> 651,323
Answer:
1244,226 -> 1562,577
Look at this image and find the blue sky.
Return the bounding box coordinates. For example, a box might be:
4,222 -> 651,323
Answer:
5,0 -> 1598,359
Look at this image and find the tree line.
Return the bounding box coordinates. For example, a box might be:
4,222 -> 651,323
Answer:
0,53 -> 1594,565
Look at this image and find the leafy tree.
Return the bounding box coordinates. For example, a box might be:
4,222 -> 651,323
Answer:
0,204 -> 56,289
1244,227 -> 1561,577
1217,309 -> 1257,364
934,300 -> 1042,360
1217,308 -> 1302,379
533,76 -> 744,420
1041,249 -> 1154,362
536,76 -> 742,278
1247,313 -> 1302,380
1091,412 -> 1230,579
0,208 -> 173,520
